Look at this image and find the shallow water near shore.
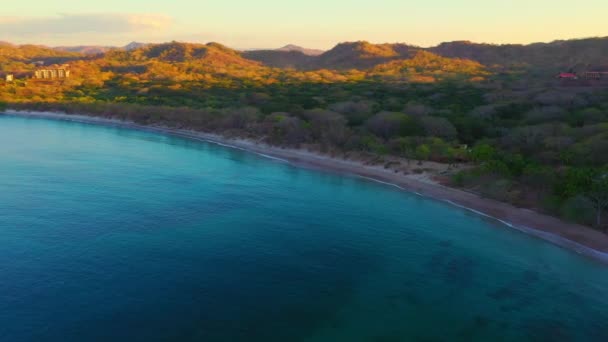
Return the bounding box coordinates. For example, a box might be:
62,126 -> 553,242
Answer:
1,114 -> 608,341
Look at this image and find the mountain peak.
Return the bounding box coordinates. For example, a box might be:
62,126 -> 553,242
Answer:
123,42 -> 147,50
276,44 -> 324,56
280,44 -> 301,49
106,41 -> 261,68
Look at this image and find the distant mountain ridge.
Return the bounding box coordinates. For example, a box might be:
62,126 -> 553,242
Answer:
123,42 -> 147,51
54,45 -> 112,55
246,37 -> 608,71
428,38 -> 608,69
54,42 -> 148,55
4,36 -> 608,73
275,44 -> 324,56
124,41 -> 258,66
0,43 -> 81,72
242,44 -> 324,69
311,41 -> 417,70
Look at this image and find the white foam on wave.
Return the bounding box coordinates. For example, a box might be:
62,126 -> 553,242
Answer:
204,140 -> 290,163
357,176 -> 406,190
357,176 -> 531,236
252,152 -> 290,163
443,199 -> 521,230
443,200 -> 495,219
441,200 -> 608,263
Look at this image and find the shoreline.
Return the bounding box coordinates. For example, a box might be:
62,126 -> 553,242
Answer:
5,109 -> 608,265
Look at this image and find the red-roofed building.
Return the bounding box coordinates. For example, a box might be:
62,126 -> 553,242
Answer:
557,73 -> 578,79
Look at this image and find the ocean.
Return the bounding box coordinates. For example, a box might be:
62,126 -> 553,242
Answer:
1,114 -> 607,341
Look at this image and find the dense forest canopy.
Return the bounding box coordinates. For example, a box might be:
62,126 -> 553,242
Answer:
1,37 -> 607,229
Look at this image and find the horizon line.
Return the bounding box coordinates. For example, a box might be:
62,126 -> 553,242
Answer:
3,34 -> 608,51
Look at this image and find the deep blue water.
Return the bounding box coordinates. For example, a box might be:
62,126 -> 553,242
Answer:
1,114 -> 607,342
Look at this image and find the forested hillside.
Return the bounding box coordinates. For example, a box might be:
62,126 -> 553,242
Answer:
245,37 -> 608,71
0,43 -> 81,73
1,38 -> 607,230
430,37 -> 608,69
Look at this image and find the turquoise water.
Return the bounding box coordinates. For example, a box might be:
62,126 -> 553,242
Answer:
1,114 -> 607,342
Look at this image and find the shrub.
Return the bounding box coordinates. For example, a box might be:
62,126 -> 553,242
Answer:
452,172 -> 466,187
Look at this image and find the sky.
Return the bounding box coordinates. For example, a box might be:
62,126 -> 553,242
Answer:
1,0 -> 608,50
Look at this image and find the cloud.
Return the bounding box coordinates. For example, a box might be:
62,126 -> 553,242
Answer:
0,13 -> 173,36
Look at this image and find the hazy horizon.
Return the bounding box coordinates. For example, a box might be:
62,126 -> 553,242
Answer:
2,0 -> 608,49
4,35 -> 608,52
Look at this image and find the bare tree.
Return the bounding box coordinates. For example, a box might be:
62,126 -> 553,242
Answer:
302,109 -> 349,147
403,103 -> 433,117
585,173 -> 608,230
419,116 -> 457,140
366,111 -> 416,139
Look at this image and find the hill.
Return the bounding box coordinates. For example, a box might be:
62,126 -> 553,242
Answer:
0,44 -> 82,73
312,41 -> 417,70
123,42 -> 147,51
430,37 -> 608,70
94,41 -> 269,84
276,44 -> 324,56
9,37 -> 607,73
245,41 -> 418,70
0,44 -> 81,60
103,41 -> 258,66
242,44 -> 323,68
369,50 -> 488,82
245,37 -> 608,72
242,49 -> 316,68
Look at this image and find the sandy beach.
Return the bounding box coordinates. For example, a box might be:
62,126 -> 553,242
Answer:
5,109 -> 608,265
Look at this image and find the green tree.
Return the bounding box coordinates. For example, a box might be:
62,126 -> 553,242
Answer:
470,143 -> 496,162
415,144 -> 431,164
